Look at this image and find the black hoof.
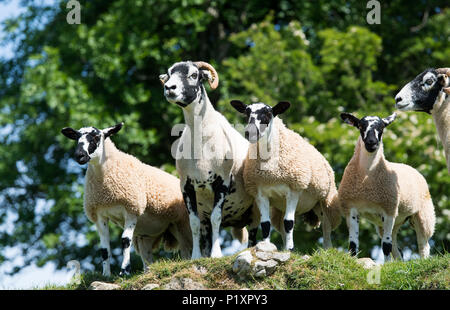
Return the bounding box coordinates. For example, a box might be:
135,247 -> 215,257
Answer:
119,265 -> 131,276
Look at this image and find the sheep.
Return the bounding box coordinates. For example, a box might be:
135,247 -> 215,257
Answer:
160,61 -> 260,258
339,112 -> 435,261
395,67 -> 450,173
61,122 -> 192,276
230,100 -> 342,251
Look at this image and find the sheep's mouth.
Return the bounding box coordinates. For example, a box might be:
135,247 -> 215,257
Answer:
76,156 -> 90,165
365,144 -> 378,153
175,101 -> 189,108
395,102 -> 410,110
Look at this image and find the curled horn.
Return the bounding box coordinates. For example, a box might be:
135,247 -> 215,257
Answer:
194,61 -> 219,90
436,68 -> 450,76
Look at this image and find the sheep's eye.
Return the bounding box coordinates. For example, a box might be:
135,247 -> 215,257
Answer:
191,73 -> 198,79
93,135 -> 100,143
425,78 -> 433,86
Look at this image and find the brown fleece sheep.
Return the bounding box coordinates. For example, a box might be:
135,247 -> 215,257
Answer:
62,123 -> 192,276
231,101 -> 341,251
339,113 -> 435,261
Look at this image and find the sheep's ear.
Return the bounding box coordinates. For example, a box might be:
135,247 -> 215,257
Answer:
273,101 -> 290,116
159,74 -> 168,85
340,113 -> 360,127
103,122 -> 124,139
61,127 -> 81,140
382,113 -> 397,127
230,100 -> 247,114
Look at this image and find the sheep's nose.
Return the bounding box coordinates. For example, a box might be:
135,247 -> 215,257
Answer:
395,96 -> 402,103
165,84 -> 176,91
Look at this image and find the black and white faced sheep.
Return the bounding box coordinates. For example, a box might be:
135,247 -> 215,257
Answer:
61,123 -> 192,276
230,100 -> 342,251
160,61 -> 260,259
339,113 -> 435,261
395,68 -> 450,173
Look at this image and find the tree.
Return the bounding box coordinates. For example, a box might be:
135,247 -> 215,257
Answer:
0,0 -> 448,274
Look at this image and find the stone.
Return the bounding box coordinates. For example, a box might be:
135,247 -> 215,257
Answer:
255,241 -> 277,252
253,259 -> 278,275
163,277 -> 206,290
88,281 -> 120,290
232,250 -> 253,273
357,257 -> 378,269
254,269 -> 266,278
142,283 -> 159,290
255,251 -> 274,261
272,252 -> 291,263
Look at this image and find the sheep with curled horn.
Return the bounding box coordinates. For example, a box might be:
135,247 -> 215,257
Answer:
395,67 -> 450,173
160,61 -> 260,259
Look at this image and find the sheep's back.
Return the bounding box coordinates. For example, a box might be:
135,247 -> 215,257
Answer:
244,118 -> 336,201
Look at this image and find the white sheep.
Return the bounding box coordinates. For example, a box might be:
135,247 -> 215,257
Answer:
395,67 -> 450,173
339,112 -> 435,260
61,122 -> 192,276
160,61 -> 260,258
230,100 -> 342,251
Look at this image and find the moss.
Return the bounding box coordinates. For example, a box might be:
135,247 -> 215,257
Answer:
39,249 -> 449,290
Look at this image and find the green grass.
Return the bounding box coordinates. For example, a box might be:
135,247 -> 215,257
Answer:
40,249 -> 450,290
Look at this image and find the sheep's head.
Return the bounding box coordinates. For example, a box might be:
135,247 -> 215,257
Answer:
160,61 -> 219,108
341,113 -> 396,153
230,100 -> 290,143
395,68 -> 450,114
61,122 -> 123,164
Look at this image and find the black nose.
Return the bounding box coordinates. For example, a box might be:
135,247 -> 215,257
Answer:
165,84 -> 176,91
395,97 -> 402,103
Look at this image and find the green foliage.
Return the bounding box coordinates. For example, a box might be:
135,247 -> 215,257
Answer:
0,0 -> 448,277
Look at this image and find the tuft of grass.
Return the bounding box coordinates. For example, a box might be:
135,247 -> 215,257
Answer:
40,249 -> 449,290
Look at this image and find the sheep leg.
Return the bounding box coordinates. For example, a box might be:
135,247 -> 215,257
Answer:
381,214 -> 395,263
119,213 -> 137,276
95,216 -> 111,277
391,224 -> 403,261
210,175 -> 230,258
181,177 -> 201,259
319,203 -> 332,249
321,215 -> 332,249
134,235 -> 156,272
284,190 -> 300,251
346,208 -> 359,256
256,190 -> 271,243
411,213 -> 431,258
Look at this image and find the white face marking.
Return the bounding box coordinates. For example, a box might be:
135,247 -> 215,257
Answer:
395,83 -> 414,110
163,62 -> 200,104
363,119 -> 377,139
77,126 -> 103,160
246,103 -> 273,141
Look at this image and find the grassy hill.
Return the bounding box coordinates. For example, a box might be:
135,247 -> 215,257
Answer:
42,249 -> 449,290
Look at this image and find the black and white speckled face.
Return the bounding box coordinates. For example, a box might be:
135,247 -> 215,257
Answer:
160,61 -> 211,107
61,123 -> 123,164
395,68 -> 446,114
230,100 -> 290,143
341,113 -> 396,153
